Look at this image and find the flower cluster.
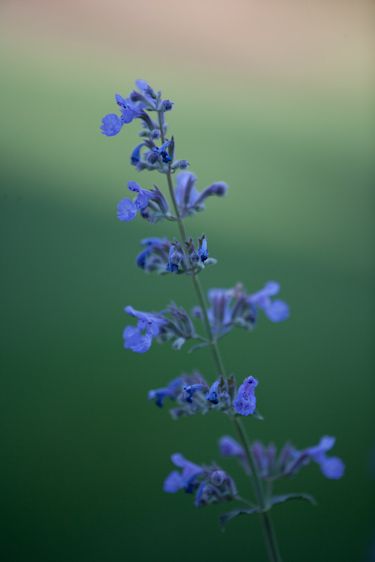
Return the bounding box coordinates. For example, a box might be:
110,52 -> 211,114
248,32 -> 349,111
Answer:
117,181 -> 170,223
193,282 -> 289,339
219,435 -> 345,480
163,453 -> 237,508
123,281 -> 289,355
101,80 -> 187,173
136,235 -> 215,275
116,175 -> 228,225
101,80 -> 171,139
148,373 -> 258,419
161,435 -> 345,513
123,303 -> 196,353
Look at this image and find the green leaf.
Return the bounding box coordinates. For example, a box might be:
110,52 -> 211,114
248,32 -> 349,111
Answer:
219,493 -> 316,530
219,507 -> 260,530
268,493 -> 317,509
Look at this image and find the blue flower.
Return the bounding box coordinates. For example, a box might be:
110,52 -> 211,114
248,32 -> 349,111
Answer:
148,373 -> 247,419
248,281 -> 289,323
219,437 -> 344,481
183,383 -> 206,403
233,376 -> 258,416
100,114 -> 123,136
101,83 -> 151,136
306,437 -> 345,479
136,237 -> 213,276
193,284 -> 255,337
166,243 -> 184,273
206,379 -> 230,408
124,303 -> 197,354
219,435 -> 246,460
148,377 -> 184,407
193,282 -> 288,338
251,441 -> 277,478
148,372 -> 209,415
137,237 -> 215,276
123,306 -> 166,353
101,80 -> 174,149
117,181 -> 170,223
115,93 -> 144,123
197,235 -> 208,262
117,198 -> 137,222
136,238 -> 171,273
174,172 -> 228,218
132,138 -> 176,171
298,436 -> 345,479
218,435 -> 344,482
163,454 -> 237,507
194,469 -> 237,507
160,303 -> 197,349
134,79 -> 157,106
152,140 -> 173,164
163,453 -> 204,493
161,99 -> 173,111
130,143 -> 145,165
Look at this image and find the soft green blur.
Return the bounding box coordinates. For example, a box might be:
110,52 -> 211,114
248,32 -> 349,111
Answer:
0,39 -> 374,562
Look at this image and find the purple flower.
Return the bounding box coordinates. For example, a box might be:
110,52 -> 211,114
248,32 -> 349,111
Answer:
148,376 -> 184,407
115,93 -> 144,123
163,453 -> 203,493
124,302 -> 197,354
195,284 -> 255,337
197,235 -> 208,262
219,436 -> 246,460
221,437 -> 344,482
136,237 -> 213,276
248,282 -> 289,323
161,99 -> 173,111
233,376 -> 258,416
117,198 -> 137,222
174,172 -> 228,218
148,372 -> 209,415
100,83 -> 152,136
166,243 -> 184,273
123,306 -> 166,353
135,79 -> 157,104
148,373 -> 246,419
151,140 -> 173,164
137,238 -> 171,273
163,454 -> 237,507
183,383 -> 206,403
251,441 -> 277,478
100,114 -> 123,136
194,469 -> 237,507
285,436 -> 345,480
130,143 -> 145,165
206,379 -> 230,408
304,437 -> 345,479
117,181 -> 169,223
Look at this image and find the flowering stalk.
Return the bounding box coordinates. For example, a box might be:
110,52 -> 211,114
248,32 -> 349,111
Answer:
157,109 -> 282,561
101,80 -> 345,562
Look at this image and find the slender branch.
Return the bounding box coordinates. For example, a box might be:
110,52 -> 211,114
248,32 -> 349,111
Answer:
158,111 -> 282,562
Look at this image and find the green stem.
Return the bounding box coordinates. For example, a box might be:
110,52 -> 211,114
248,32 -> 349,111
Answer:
158,112 -> 282,561
233,418 -> 282,562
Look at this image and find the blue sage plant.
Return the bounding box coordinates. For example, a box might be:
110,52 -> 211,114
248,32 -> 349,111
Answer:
101,79 -> 345,562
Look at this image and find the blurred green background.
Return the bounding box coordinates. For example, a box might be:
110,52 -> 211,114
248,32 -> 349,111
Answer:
0,2 -> 374,561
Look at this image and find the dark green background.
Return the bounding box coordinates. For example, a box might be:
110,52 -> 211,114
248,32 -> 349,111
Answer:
1,44 -> 374,561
